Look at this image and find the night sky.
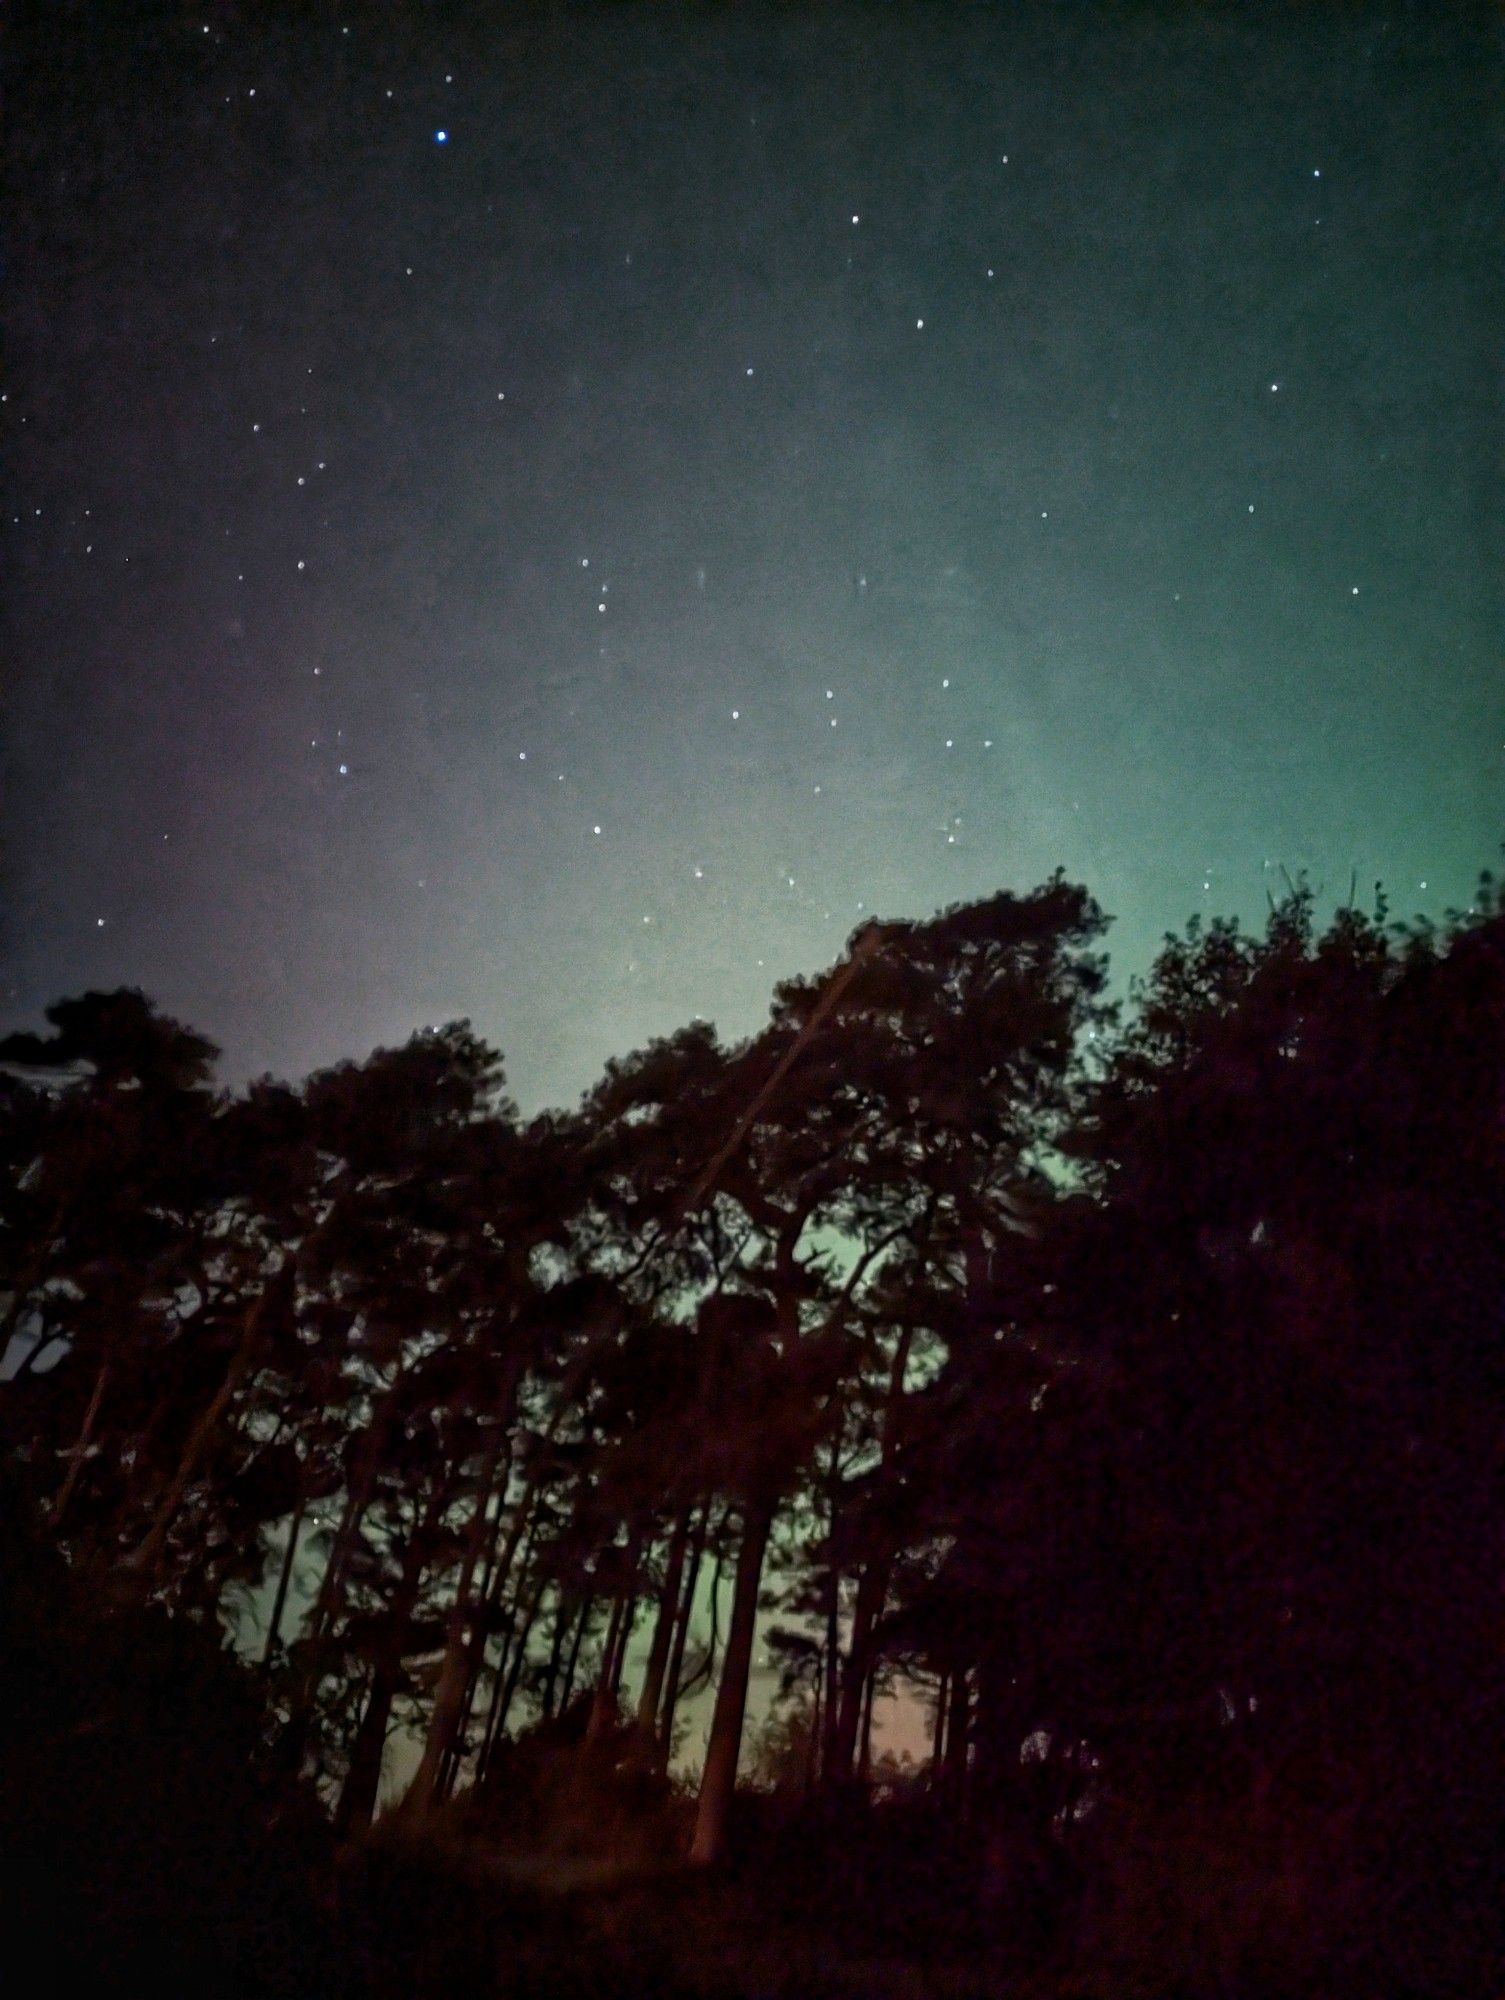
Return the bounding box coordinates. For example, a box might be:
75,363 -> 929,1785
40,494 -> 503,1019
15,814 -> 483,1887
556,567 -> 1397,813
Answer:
6,2 -> 1500,1113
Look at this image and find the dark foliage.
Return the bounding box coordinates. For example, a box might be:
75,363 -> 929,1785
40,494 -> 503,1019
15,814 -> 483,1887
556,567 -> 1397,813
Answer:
2,865 -> 1502,1996
0,1470 -> 346,1997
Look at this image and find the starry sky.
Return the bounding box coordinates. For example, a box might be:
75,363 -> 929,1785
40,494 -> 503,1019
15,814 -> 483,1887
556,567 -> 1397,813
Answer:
5,1 -> 1501,1113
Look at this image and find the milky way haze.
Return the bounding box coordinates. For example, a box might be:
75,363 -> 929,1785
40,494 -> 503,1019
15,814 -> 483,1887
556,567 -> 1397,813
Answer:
5,2 -> 1500,1110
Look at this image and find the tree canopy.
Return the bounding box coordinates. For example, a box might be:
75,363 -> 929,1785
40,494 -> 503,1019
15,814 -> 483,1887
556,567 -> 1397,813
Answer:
4,865 -> 1502,1995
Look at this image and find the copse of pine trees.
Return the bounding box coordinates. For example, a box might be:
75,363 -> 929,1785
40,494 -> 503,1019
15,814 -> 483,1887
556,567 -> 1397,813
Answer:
3,862 -> 1502,1995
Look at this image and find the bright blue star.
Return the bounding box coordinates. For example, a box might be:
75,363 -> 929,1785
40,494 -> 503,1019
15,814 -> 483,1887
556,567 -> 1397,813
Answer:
435,128 -> 448,144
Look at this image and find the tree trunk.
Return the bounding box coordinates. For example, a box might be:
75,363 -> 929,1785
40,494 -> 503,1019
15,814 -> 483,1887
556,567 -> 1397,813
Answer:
559,1592 -> 593,1712
479,1563 -> 549,1774
469,1502 -> 547,1781
295,1482 -> 363,1674
50,1356 -> 111,1529
609,1584 -> 638,1691
434,1422 -> 550,1746
943,1665 -> 972,1814
585,1524 -> 645,1739
805,1681 -> 823,1794
336,1663 -> 398,1838
402,1418 -> 509,1819
688,1496 -> 774,1866
658,1502 -> 708,1756
635,1507 -> 691,1736
127,1278 -> 282,1585
675,924 -> 887,1223
277,1342 -> 436,1773
971,1654 -> 1029,1913
279,1474 -> 378,1764
539,1590 -> 570,1719
439,1433 -> 518,1797
831,1556 -> 889,1780
856,1664 -> 877,1786
260,1490 -> 308,1670
930,1671 -> 950,1791
586,1588 -> 629,1740
822,1556 -> 841,1784
335,1483 -> 447,1834
484,1485 -> 544,1680
829,1320 -> 915,1781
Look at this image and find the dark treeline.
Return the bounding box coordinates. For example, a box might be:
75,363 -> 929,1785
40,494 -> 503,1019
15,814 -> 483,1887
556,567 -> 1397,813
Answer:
4,865 -> 1504,1996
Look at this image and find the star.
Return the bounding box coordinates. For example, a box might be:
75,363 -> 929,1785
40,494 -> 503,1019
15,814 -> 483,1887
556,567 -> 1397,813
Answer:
10,2 -> 1486,1149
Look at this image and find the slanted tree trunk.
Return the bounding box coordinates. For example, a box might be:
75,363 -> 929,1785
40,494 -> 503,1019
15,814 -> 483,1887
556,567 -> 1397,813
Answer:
439,1433 -> 519,1798
658,1502 -> 710,1757
335,1482 -> 447,1833
50,1357 -> 111,1529
585,1526 -> 645,1739
635,1506 -> 692,1736
469,1500 -> 546,1780
291,1481 -> 364,1691
479,1561 -> 550,1774
402,1417 -> 510,1819
259,1489 -> 309,1670
479,1481 -> 543,1681
127,1270 -> 290,1586
559,1592 -> 593,1713
587,1585 -> 635,1739
279,1387 -> 402,1767
539,1590 -> 570,1719
609,1581 -> 638,1689
585,1591 -> 627,1739
688,1495 -> 774,1866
